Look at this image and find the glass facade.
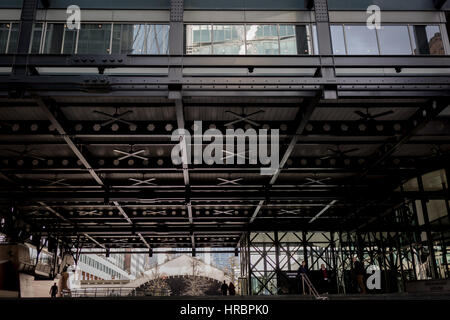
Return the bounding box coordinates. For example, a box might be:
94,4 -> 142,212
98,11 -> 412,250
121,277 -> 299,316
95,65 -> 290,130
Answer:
0,22 -> 19,54
77,24 -> 112,54
411,25 -> 445,55
345,25 -> 379,55
212,25 -> 245,55
30,22 -> 169,54
186,24 -> 314,55
185,25 -> 212,54
0,21 -> 440,56
112,24 -> 169,55
331,24 -> 445,56
378,25 -> 413,55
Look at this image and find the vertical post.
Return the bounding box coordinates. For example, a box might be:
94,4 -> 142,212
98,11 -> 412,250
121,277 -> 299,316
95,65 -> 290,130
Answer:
247,232 -> 252,295
13,0 -> 39,76
169,0 -> 184,82
312,0 -> 337,99
395,231 -> 406,292
378,231 -> 389,292
417,175 -> 439,278
302,231 -> 308,267
356,232 -> 365,262
442,168 -> 450,225
337,231 -> 346,294
274,231 -> 280,295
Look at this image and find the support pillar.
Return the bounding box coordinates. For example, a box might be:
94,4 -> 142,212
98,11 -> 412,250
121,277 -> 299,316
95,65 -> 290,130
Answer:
417,175 -> 439,279
312,0 -> 337,99
13,0 -> 39,76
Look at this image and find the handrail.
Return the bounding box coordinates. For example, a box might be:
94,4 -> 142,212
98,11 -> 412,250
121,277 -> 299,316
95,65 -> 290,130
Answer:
300,274 -> 328,300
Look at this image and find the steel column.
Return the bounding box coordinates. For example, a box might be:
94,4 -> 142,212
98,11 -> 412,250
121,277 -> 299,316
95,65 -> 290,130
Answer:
417,175 -> 439,279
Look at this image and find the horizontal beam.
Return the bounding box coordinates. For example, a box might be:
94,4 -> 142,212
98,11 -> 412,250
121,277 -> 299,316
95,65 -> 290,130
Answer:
0,190 -> 447,203
32,221 -> 450,235
0,156 -> 443,174
2,55 -> 450,69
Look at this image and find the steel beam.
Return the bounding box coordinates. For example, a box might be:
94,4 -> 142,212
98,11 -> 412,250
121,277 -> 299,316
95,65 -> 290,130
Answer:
360,99 -> 450,178
250,97 -> 320,223
36,98 -> 104,186
1,189 -> 445,202
3,55 -> 449,69
2,120 -> 439,138
12,0 -> 38,76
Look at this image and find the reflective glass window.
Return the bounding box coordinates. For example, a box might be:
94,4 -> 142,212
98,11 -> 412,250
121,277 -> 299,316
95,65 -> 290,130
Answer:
411,25 -> 444,55
0,22 -> 19,54
186,25 -> 212,54
279,25 -> 297,55
62,26 -> 77,54
77,23 -> 112,54
7,23 -> 19,53
43,23 -> 65,54
344,25 -> 378,55
330,25 -> 346,55
30,23 -> 43,53
0,23 -> 11,54
212,25 -> 245,55
112,24 -> 169,55
312,24 -> 319,54
246,25 -> 279,55
377,25 -> 412,55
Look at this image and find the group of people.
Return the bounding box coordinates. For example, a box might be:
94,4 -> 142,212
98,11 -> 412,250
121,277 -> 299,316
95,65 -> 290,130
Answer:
220,281 -> 236,296
297,257 -> 367,295
297,261 -> 331,294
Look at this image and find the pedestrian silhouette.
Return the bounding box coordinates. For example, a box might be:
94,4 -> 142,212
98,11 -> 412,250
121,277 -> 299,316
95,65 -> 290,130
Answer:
221,280 -> 228,295
228,282 -> 235,296
50,283 -> 58,298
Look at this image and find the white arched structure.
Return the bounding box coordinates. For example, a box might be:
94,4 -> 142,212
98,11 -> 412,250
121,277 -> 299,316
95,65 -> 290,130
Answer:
124,255 -> 231,289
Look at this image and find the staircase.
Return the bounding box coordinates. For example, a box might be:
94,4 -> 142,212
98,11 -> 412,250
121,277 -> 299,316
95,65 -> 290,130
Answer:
299,274 -> 328,300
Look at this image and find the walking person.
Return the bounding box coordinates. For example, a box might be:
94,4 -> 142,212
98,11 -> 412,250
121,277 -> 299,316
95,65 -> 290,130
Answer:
353,257 -> 366,294
49,282 -> 58,298
228,282 -> 236,296
221,280 -> 228,295
319,264 -> 330,294
297,261 -> 308,294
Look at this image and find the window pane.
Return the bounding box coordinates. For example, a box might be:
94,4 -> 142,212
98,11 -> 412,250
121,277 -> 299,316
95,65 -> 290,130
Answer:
280,25 -> 298,55
378,25 -> 412,55
412,25 -> 444,55
331,25 -> 346,55
212,25 -> 245,55
344,25 -> 378,55
422,170 -> 447,191
312,25 -> 319,54
43,23 -> 64,54
186,25 -> 212,54
62,26 -> 77,54
77,23 -> 112,54
0,23 -> 10,54
246,25 -> 279,55
30,23 -> 43,53
112,24 -> 169,55
7,23 -> 19,54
